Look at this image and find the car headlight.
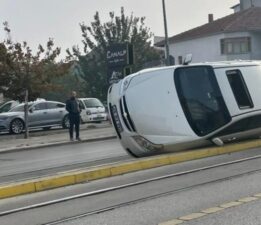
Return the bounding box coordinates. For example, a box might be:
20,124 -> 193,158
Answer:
86,110 -> 92,115
132,136 -> 164,152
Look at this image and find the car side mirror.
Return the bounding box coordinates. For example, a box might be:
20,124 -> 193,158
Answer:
29,108 -> 34,113
183,54 -> 192,65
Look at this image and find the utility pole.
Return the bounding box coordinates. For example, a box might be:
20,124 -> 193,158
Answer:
24,89 -> 29,139
162,0 -> 170,66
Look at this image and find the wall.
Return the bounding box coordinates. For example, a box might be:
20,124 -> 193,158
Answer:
240,0 -> 261,10
168,31 -> 257,64
169,34 -> 227,64
250,32 -> 261,59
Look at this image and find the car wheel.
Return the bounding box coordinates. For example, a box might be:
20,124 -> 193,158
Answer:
10,119 -> 24,134
62,115 -> 69,129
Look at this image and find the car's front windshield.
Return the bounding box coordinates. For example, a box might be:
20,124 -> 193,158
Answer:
83,99 -> 103,108
10,103 -> 33,112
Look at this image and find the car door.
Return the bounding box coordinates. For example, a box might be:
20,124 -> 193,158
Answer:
213,115 -> 261,144
46,102 -> 65,125
28,102 -> 48,127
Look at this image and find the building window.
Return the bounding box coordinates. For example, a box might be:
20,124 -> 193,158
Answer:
226,70 -> 253,109
220,37 -> 251,55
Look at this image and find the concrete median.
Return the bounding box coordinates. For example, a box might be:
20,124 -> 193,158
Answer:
0,125 -> 116,153
1,138 -> 261,199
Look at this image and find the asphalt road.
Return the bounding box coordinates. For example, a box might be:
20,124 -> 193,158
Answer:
0,139 -> 130,184
0,147 -> 261,225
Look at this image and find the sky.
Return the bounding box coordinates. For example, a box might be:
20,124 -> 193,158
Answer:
0,0 -> 239,58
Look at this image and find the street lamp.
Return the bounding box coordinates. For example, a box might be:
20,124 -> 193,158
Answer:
162,0 -> 170,66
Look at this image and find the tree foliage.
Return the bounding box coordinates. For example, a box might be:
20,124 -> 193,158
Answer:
0,22 -> 69,102
67,7 -> 161,101
41,62 -> 86,102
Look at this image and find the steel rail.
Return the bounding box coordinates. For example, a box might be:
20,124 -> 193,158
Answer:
1,153 -> 261,221
43,167 -> 261,225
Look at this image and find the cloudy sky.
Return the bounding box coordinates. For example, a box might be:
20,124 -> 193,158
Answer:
0,0 -> 238,58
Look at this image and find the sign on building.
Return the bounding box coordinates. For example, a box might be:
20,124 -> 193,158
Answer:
107,43 -> 133,84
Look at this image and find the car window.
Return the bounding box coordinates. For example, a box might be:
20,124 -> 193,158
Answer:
215,115 -> 261,136
0,103 -> 11,113
175,66 -> 231,136
57,103 -> 65,108
79,101 -> 85,109
83,99 -> 103,108
226,70 -> 253,109
10,103 -> 33,112
46,102 -> 65,109
34,102 -> 47,111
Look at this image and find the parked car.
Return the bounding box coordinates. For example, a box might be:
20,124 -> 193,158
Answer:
0,100 -> 19,113
0,101 -> 69,134
78,98 -> 107,123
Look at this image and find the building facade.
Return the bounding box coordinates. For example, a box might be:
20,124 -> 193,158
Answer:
156,0 -> 261,64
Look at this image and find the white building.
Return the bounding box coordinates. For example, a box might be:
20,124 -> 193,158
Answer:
156,0 -> 261,64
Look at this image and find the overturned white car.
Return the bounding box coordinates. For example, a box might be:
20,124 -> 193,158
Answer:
108,61 -> 261,157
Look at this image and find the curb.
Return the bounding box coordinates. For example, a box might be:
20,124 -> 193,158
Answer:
1,138 -> 261,199
0,123 -> 112,141
0,135 -> 117,154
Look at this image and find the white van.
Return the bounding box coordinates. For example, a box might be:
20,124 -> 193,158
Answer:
78,98 -> 107,123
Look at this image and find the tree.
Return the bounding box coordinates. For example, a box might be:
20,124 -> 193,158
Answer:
41,62 -> 86,102
67,7 -> 161,101
0,22 -> 69,102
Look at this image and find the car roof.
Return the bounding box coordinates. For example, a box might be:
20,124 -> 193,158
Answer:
15,100 -> 64,107
78,98 -> 101,100
0,100 -> 18,105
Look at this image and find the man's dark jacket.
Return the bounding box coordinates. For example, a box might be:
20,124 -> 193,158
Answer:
66,97 -> 80,114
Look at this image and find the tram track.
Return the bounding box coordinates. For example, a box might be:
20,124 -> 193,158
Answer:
1,153 -> 261,224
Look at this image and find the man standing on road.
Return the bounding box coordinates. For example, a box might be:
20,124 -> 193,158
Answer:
66,91 -> 81,141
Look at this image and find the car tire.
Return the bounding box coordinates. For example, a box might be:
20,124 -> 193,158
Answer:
62,115 -> 69,129
10,119 -> 24,134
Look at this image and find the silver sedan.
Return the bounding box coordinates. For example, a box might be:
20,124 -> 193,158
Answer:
0,101 -> 69,134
